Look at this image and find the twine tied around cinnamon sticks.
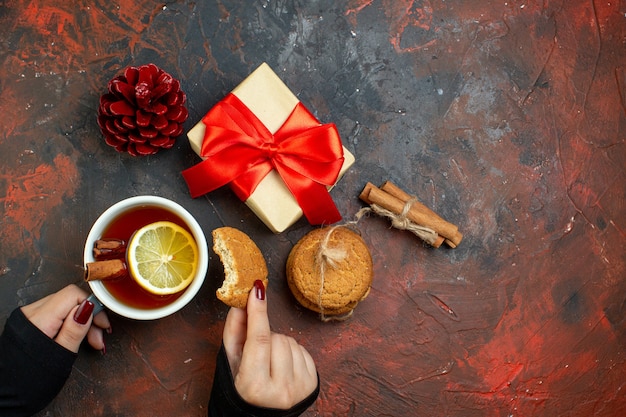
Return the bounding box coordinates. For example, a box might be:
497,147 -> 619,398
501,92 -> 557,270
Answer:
359,181 -> 463,248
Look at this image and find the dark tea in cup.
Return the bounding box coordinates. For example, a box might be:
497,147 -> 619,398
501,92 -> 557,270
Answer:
100,205 -> 192,309
84,196 -> 208,320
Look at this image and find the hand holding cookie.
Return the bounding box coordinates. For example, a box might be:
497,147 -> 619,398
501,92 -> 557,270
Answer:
222,280 -> 319,409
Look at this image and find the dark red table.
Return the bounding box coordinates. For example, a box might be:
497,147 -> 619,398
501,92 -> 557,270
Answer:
1,1 -> 624,416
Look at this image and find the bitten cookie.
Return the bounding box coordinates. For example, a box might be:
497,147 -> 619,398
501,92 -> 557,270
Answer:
212,227 -> 268,309
286,226 -> 373,317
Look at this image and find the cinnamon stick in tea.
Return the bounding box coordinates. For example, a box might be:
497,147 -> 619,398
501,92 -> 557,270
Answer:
85,259 -> 128,282
93,238 -> 126,260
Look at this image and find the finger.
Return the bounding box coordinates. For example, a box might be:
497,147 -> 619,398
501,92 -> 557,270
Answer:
293,344 -> 318,395
92,310 -> 111,331
285,337 -> 316,376
223,307 -> 247,372
239,280 -> 271,378
54,299 -> 94,353
288,338 -> 311,376
87,326 -> 105,351
299,345 -> 317,378
269,335 -> 318,405
88,310 -> 110,352
269,334 -> 295,381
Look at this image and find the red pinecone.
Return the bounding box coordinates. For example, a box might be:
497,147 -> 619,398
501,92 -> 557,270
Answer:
97,64 -> 188,156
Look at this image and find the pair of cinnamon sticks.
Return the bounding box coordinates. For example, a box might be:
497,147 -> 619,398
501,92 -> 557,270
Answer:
359,181 -> 463,248
84,238 -> 128,281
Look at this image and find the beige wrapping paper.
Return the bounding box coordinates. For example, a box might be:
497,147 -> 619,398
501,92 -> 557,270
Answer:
187,63 -> 355,233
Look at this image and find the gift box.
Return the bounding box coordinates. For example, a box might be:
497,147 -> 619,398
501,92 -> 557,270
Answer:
183,63 -> 355,233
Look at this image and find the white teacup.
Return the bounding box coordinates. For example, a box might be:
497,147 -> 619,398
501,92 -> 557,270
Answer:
84,196 -> 209,320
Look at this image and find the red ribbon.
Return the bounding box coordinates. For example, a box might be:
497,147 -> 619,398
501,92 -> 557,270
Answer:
182,93 -> 344,225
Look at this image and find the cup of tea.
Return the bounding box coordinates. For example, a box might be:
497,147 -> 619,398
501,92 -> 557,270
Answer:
83,195 -> 209,320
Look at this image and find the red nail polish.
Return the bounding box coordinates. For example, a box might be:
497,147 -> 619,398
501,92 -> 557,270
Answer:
74,299 -> 94,325
254,280 -> 265,301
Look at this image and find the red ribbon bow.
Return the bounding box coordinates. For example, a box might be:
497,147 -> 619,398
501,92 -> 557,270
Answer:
182,93 -> 344,225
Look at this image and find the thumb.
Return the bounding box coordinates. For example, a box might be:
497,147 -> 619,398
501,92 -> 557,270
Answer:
55,299 -> 94,353
223,307 -> 247,373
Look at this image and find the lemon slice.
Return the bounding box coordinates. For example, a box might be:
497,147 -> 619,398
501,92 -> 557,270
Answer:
127,221 -> 199,295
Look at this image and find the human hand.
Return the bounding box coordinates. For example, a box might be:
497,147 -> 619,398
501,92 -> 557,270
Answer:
222,280 -> 318,409
21,284 -> 111,353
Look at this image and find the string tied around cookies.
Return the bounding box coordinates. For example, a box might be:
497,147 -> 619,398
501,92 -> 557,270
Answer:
315,221 -> 372,322
315,227 -> 348,269
314,225 -> 354,322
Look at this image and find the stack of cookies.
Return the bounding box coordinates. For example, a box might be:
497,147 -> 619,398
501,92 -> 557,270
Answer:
286,226 -> 373,319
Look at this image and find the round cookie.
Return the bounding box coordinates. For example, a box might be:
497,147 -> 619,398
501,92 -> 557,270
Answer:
212,227 -> 268,309
286,226 -> 373,317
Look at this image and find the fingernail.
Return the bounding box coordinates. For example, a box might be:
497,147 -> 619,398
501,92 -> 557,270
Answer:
74,299 -> 94,325
106,326 -> 113,334
101,343 -> 106,356
254,280 -> 265,301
